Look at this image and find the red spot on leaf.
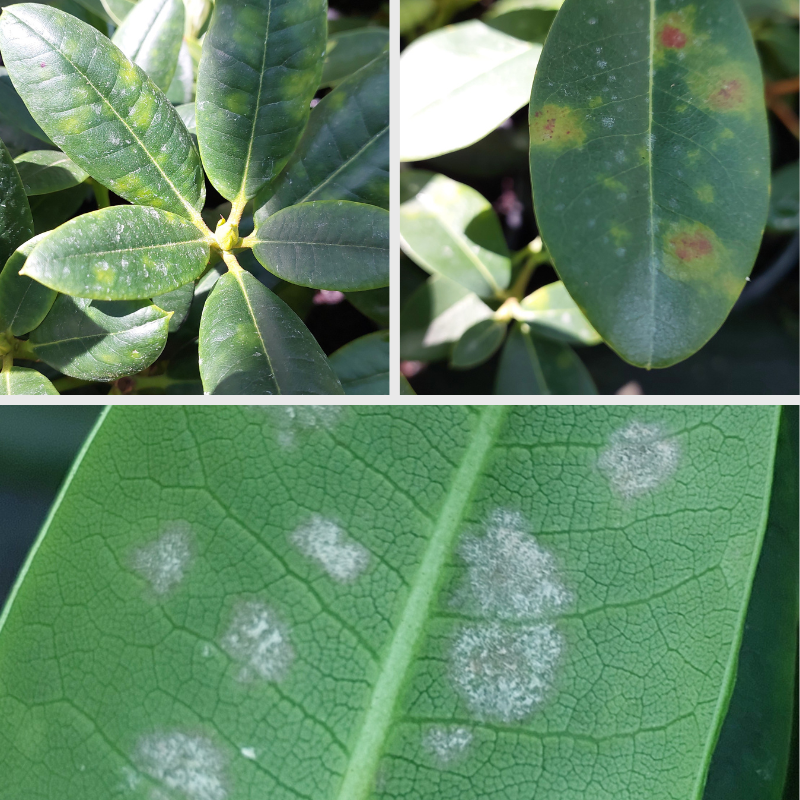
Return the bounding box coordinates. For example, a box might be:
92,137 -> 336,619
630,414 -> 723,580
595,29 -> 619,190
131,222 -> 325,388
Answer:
40,62 -> 46,67
534,111 -> 541,118
671,232 -> 713,261
709,79 -> 744,110
660,25 -> 686,49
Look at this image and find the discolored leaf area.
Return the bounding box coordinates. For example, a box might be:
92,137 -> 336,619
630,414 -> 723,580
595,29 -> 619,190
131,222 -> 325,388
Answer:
195,0 -> 327,203
400,171 -> 511,299
495,321 -> 596,394
198,270 -> 344,394
13,150 -> 89,195
0,406 -> 785,800
251,201 -> 390,291
0,137 -> 34,271
29,295 -> 172,380
112,0 -> 186,93
321,28 -> 389,88
400,20 -> 542,161
255,52 -> 389,219
21,205 -> 211,300
0,4 -> 205,220
529,0 -> 770,368
329,330 -> 390,394
0,234 -> 56,336
0,365 -> 58,394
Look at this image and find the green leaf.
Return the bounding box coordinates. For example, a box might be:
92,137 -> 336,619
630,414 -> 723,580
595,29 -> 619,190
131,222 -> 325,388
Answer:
0,4 -> 206,220
451,318 -> 507,369
0,233 -> 57,336
529,0 -> 770,369
346,286 -> 390,327
198,269 -> 345,394
399,373 -> 417,393
400,274 -> 493,361
495,321 -> 596,394
400,0 -> 435,32
195,0 -> 327,203
29,184 -> 90,235
321,28 -> 389,88
21,205 -> 211,300
112,0 -> 185,93
71,0 -> 114,23
175,102 -> 197,134
13,150 -> 89,195
0,136 -> 34,271
0,405 -> 785,800
400,171 -> 511,299
400,20 -> 542,161
767,161 -> 799,233
100,0 -> 137,25
0,67 -> 52,144
703,407 -> 798,800
483,1 -> 557,44
251,201 -> 389,292
166,42 -> 195,105
0,365 -> 58,394
29,295 -> 171,380
329,330 -> 389,394
152,281 -> 195,333
518,281 -> 602,345
255,52 -> 389,219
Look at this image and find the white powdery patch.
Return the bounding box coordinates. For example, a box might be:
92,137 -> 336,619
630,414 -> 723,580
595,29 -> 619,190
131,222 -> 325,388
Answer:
275,406 -> 343,448
131,523 -> 193,595
597,422 -> 680,499
134,731 -> 227,800
221,601 -> 295,682
423,726 -> 473,764
451,622 -> 563,722
290,515 -> 370,583
240,747 -> 256,761
459,510 -> 572,620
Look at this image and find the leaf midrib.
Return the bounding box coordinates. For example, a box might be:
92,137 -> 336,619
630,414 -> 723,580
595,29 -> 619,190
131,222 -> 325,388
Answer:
333,405 -> 510,800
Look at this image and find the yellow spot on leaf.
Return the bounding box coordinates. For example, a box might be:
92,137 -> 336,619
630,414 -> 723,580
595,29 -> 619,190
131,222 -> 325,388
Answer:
530,105 -> 586,148
589,96 -> 604,109
696,184 -> 714,203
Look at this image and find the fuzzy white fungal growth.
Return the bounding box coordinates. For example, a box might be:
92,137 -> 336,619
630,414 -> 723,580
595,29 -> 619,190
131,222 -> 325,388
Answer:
240,747 -> 256,760
423,726 -> 473,763
290,515 -> 370,583
459,510 -> 571,620
275,406 -> 343,448
131,524 -> 193,595
597,422 -> 680,498
134,731 -> 227,800
221,601 -> 294,682
451,622 -> 563,722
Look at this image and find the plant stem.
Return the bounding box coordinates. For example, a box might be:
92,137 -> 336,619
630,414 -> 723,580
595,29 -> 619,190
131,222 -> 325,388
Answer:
221,250 -> 244,273
89,178 -> 110,209
228,196 -> 248,226
12,338 -> 38,361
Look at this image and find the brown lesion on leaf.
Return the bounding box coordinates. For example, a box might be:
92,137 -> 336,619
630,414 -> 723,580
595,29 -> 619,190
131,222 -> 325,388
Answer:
530,105 -> 586,148
689,64 -> 755,115
655,8 -> 698,56
661,221 -> 730,292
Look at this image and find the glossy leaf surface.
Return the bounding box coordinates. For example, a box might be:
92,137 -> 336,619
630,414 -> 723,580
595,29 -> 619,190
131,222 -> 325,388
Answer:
0,68 -> 51,144
0,137 -> 34,270
166,41 -> 195,104
198,269 -> 344,394
176,102 -> 197,135
451,318 -> 507,368
251,201 -> 389,292
0,233 -> 57,336
529,0 -> 770,368
255,52 -> 389,219
13,150 -> 89,195
346,287 -> 389,328
495,321 -> 596,394
153,281 -> 194,332
0,365 -> 58,394
22,205 -> 211,300
0,4 -> 205,219
400,171 -> 511,299
29,295 -> 171,380
400,21 -> 542,160
195,0 -> 327,203
400,274 -> 493,361
321,28 -> 389,87
0,405 -> 783,800
101,0 -> 137,24
329,330 -> 389,394
518,281 -> 601,345
112,0 -> 185,92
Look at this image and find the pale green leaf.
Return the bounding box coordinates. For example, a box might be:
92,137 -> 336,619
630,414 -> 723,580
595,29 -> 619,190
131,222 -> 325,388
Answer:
0,365 -> 58,394
518,281 -> 601,345
13,150 -> 89,196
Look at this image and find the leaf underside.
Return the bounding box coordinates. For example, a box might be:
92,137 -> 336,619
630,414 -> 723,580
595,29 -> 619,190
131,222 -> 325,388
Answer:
0,406 -> 783,800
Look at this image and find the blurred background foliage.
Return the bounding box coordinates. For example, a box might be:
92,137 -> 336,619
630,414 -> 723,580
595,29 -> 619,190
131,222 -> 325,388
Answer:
400,0 -> 799,395
0,0 -> 389,395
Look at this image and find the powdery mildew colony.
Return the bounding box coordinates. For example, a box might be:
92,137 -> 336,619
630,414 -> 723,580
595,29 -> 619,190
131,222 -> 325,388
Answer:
221,601 -> 295,683
130,523 -> 193,595
290,515 -> 371,583
133,731 -> 227,800
422,726 -> 473,763
597,422 -> 681,498
447,510 -> 572,724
